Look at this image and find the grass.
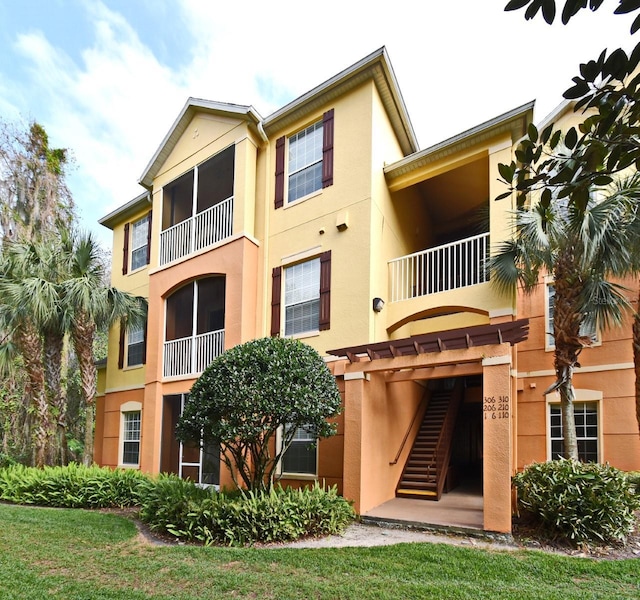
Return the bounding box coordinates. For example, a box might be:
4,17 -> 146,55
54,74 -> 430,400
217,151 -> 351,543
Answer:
0,503 -> 638,599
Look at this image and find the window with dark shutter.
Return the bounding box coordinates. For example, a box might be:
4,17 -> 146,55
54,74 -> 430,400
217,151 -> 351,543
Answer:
118,323 -> 125,369
142,319 -> 148,365
319,250 -> 331,330
322,109 -> 334,188
274,137 -> 285,209
122,222 -> 130,275
146,210 -> 152,265
271,266 -> 282,336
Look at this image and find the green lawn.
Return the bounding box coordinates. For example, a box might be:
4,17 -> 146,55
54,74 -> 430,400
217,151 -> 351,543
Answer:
0,503 -> 638,600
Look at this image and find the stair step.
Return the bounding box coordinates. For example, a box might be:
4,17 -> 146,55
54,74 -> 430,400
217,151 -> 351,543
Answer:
399,481 -> 437,489
400,473 -> 437,481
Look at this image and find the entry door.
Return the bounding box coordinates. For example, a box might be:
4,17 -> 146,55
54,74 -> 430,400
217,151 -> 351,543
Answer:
161,394 -> 220,487
178,394 -> 220,486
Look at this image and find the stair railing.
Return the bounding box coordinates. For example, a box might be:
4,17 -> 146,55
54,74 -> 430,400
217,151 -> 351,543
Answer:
389,390 -> 427,465
428,381 -> 464,499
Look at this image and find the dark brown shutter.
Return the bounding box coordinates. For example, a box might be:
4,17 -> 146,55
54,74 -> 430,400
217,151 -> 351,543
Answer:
141,318 -> 148,365
270,266 -> 282,336
122,222 -> 130,275
145,210 -> 152,265
319,250 -> 331,331
274,136 -> 285,209
322,109 -> 334,188
118,322 -> 125,369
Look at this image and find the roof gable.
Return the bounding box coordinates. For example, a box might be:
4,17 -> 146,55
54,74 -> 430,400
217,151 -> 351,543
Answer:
139,99 -> 263,189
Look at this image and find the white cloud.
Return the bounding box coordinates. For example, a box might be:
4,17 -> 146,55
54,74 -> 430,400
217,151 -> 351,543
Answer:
4,0 -> 636,248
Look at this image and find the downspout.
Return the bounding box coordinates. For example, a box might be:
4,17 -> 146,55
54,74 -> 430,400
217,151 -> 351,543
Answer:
250,110 -> 271,338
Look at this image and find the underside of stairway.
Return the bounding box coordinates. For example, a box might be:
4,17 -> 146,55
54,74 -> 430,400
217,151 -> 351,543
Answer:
396,382 -> 462,501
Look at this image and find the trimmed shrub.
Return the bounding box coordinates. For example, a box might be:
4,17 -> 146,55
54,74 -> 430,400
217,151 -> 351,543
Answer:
626,471 -> 640,495
0,463 -> 149,508
513,459 -> 640,545
138,480 -> 355,546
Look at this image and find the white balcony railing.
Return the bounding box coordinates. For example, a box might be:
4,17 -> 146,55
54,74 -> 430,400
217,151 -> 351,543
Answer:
160,196 -> 234,266
163,329 -> 225,378
389,232 -> 489,302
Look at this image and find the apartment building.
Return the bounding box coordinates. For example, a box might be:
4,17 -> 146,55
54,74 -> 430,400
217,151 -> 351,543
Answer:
94,47 -> 640,534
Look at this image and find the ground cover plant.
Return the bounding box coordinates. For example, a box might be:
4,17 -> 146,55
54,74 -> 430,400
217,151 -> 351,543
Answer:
138,476 -> 355,545
1,502 -> 639,600
513,459 -> 640,546
0,464 -> 354,546
0,463 -> 148,508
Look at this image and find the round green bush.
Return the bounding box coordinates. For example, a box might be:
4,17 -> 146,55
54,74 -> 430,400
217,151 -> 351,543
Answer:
513,459 -> 640,545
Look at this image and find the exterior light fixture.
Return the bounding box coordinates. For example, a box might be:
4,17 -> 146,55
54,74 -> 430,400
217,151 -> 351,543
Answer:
372,297 -> 385,312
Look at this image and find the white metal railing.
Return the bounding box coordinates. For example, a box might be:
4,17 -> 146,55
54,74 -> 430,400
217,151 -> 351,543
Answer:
163,329 -> 225,378
389,232 -> 489,302
160,196 -> 234,266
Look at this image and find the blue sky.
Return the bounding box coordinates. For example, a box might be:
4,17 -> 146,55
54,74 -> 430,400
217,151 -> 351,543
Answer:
0,0 -> 634,250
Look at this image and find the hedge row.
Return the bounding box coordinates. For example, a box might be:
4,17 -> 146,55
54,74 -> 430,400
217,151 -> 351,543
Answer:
0,464 -> 354,546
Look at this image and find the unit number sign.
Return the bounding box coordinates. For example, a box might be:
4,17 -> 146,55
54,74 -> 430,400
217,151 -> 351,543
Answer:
483,396 -> 509,420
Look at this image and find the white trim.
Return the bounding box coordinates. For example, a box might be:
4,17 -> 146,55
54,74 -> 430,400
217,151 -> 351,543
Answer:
489,307 -> 516,318
276,424 -> 319,479
344,372 -> 370,381
118,401 -> 142,469
517,362 -> 634,378
545,279 -> 600,352
489,139 -> 512,154
280,245 -> 323,266
546,390 -> 602,462
104,384 -> 145,394
283,187 -> 323,208
482,355 -> 511,366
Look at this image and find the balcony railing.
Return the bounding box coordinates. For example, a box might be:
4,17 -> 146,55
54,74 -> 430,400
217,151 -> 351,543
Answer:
163,329 -> 225,378
389,232 -> 489,302
160,196 -> 234,266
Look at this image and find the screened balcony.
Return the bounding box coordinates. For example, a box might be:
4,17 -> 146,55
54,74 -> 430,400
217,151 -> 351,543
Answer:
160,145 -> 235,266
163,276 -> 226,378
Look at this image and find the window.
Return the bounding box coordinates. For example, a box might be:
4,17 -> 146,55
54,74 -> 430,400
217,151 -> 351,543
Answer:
288,121 -> 323,202
274,109 -> 334,208
546,283 -> 597,349
285,258 -> 320,336
130,214 -> 150,271
271,251 -> 331,337
122,210 -> 152,275
118,319 -> 147,369
122,410 -> 141,466
549,402 -> 599,462
281,425 -> 317,476
127,324 -> 145,367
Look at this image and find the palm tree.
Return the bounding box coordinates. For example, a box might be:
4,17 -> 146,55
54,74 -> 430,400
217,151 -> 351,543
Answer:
0,230 -> 146,466
0,239 -> 60,466
491,176 -> 640,459
62,231 -> 146,466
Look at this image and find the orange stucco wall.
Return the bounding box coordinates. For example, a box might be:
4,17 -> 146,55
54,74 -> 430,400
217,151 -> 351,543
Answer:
481,358 -> 513,533
96,388 -> 145,469
516,274 -> 640,472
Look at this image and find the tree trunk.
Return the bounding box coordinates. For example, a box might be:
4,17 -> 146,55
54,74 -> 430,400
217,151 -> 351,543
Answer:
551,251 -> 584,461
633,284 -> 640,437
43,330 -> 67,465
83,402 -> 94,467
72,313 -> 97,466
14,322 -> 51,466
